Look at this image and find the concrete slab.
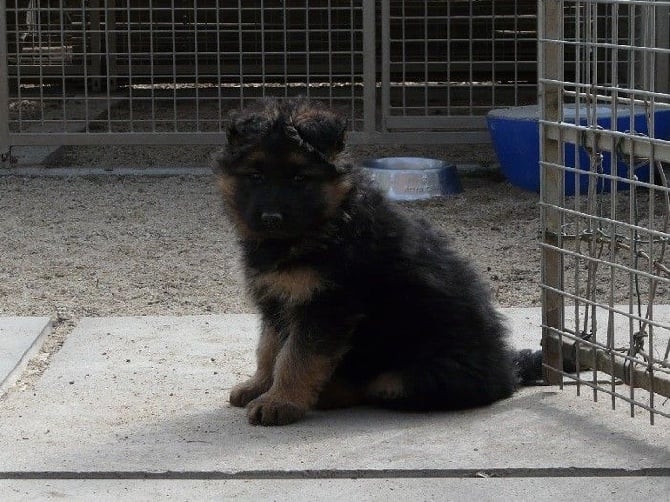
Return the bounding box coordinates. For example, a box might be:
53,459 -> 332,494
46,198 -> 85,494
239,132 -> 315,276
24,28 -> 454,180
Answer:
0,311 -> 667,477
2,477 -> 669,501
0,317 -> 52,395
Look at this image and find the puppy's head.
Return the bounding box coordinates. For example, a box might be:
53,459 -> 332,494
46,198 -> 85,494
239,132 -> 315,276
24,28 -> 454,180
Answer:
213,99 -> 354,240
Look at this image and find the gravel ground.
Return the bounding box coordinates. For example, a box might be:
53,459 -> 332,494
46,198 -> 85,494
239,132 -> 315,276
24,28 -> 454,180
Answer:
0,167 -> 541,320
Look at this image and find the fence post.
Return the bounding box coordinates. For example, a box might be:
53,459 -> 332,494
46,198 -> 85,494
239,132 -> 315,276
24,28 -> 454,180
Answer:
0,0 -> 10,159
539,0 -> 565,384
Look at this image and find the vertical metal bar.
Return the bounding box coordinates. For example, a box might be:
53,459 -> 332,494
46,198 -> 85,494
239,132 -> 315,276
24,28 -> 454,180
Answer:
446,0 -> 451,114
513,0 -> 518,105
627,0 -> 637,418
362,0 -> 375,137
13,0 -> 23,131
90,0 -> 102,92
588,0 -> 600,405
170,0 -> 177,131
215,0 -> 222,128
0,0 -> 9,156
656,3 -> 670,97
107,0 -> 117,91
102,0 -> 112,132
540,0 -> 566,385
645,1 -> 656,425
304,0 -> 310,99
282,1 -> 288,99
351,0 -> 358,124
150,0 -> 157,132
573,0 -> 583,398
194,0 -> 200,131
423,1 -> 428,116
491,0 -> 496,107
608,0 -> 620,413
326,0 -> 332,107
400,1 -> 406,116
380,0 -> 389,132
82,0 -> 91,132
37,0 -> 45,126
126,0 -> 133,132
468,0 -> 473,115
58,0 -> 66,129
237,0 -> 243,107
306,0 -> 311,99
260,0 -> 266,98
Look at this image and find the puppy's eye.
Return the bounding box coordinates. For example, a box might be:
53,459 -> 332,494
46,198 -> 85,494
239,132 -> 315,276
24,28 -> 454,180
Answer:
293,175 -> 306,183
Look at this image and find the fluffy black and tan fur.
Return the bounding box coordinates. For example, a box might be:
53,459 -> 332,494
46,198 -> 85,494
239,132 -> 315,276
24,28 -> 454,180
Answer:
213,98 -> 542,426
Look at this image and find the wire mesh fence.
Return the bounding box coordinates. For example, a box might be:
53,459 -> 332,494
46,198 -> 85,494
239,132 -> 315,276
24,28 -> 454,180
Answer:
381,0 -> 537,142
1,0 -> 369,148
539,0 -> 670,423
1,0 -> 540,153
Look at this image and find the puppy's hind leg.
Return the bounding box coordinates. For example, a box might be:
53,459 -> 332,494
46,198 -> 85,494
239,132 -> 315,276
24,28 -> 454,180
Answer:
366,357 -> 517,411
315,376 -> 365,410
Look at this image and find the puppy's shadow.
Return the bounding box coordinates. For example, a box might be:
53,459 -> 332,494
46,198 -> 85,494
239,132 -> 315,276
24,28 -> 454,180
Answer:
62,388 -> 668,471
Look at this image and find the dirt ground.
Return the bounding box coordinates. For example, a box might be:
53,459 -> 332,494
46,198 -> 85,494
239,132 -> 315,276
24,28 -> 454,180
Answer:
0,162 -> 542,322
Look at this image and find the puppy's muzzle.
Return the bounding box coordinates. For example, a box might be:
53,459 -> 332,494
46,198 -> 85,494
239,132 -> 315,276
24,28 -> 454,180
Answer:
260,212 -> 284,228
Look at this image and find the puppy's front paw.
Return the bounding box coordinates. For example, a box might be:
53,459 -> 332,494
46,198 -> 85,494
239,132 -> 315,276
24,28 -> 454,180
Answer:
229,378 -> 269,408
246,395 -> 306,426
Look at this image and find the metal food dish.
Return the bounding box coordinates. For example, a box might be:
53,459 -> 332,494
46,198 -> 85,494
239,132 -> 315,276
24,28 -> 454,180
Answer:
361,157 -> 462,201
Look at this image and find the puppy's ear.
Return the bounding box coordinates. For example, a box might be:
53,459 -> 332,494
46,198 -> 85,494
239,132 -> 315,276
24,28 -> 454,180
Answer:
225,112 -> 264,150
292,106 -> 347,159
213,111 -> 246,174
225,100 -> 278,149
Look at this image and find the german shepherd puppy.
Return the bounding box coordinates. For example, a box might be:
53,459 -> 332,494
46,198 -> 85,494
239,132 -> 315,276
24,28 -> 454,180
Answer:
213,98 -> 541,426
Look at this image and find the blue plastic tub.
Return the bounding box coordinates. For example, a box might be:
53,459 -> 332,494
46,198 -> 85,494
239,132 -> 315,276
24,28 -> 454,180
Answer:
486,104 -> 670,195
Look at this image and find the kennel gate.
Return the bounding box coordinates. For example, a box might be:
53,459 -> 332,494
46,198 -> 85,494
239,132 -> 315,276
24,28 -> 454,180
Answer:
539,0 -> 670,423
1,0 -> 539,155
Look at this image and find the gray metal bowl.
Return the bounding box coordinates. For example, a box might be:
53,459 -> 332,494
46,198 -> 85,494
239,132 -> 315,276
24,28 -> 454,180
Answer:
361,157 -> 462,201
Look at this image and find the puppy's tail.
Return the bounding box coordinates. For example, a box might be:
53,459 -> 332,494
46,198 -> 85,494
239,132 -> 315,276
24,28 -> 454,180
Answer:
512,349 -> 544,385
512,348 -> 585,385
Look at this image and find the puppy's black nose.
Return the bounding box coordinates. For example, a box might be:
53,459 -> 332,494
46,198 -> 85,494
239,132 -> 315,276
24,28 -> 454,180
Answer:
260,212 -> 283,227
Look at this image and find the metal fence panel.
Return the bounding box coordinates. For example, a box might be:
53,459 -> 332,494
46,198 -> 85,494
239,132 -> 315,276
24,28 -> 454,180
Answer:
2,0 -> 539,150
2,0 -> 368,147
381,0 -> 538,143
539,0 -> 670,423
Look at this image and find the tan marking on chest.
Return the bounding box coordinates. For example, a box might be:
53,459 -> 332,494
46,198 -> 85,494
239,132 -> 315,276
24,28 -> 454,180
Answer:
252,267 -> 325,304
